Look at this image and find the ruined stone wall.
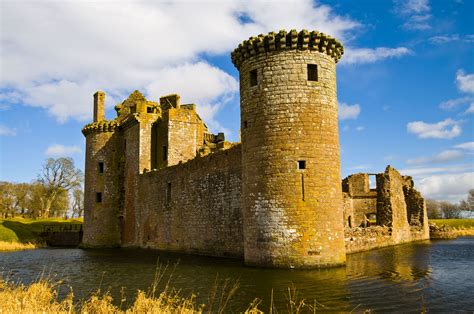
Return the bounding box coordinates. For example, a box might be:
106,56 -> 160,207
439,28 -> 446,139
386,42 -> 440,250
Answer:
376,167 -> 412,242
82,126 -> 121,247
342,174 -> 377,228
237,30 -> 346,268
135,145 -> 243,257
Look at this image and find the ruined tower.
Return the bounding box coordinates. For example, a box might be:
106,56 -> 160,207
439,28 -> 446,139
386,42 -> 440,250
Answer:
82,92 -> 121,247
231,30 -> 346,268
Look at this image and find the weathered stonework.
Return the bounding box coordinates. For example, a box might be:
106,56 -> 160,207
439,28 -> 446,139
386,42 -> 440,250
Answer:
342,166 -> 430,253
82,29 -> 429,268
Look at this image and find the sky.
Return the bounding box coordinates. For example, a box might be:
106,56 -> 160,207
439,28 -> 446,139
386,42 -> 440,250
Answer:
0,0 -> 473,203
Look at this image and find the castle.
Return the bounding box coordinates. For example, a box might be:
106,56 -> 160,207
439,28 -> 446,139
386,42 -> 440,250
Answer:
82,30 -> 429,268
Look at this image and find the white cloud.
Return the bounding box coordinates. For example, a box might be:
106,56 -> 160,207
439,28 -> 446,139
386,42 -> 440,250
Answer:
356,126 -> 365,131
0,0 -> 359,128
429,34 -> 461,44
341,47 -> 411,65
0,125 -> 16,136
45,144 -> 82,157
393,0 -> 431,30
407,118 -> 462,139
339,103 -> 361,120
456,70 -> 474,94
455,142 -> 474,150
417,172 -> 474,202
406,150 -> 465,165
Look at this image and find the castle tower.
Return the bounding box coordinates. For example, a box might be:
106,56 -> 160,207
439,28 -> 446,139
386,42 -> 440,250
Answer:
231,29 -> 346,268
82,91 -> 121,247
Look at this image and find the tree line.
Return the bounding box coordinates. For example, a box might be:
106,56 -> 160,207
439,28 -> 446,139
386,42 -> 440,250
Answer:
0,158 -> 84,219
426,189 -> 474,219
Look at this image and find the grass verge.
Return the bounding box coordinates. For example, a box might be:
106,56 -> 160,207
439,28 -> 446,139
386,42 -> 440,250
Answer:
0,217 -> 83,250
429,219 -> 474,237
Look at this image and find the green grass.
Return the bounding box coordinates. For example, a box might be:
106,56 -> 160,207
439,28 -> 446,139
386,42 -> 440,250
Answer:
0,217 -> 83,244
429,219 -> 474,229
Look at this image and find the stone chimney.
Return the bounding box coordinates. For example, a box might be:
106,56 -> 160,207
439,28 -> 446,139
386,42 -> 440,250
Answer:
93,91 -> 105,122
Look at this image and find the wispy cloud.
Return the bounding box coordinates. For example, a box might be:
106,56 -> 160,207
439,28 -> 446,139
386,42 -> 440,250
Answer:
393,0 -> 431,30
342,47 -> 411,65
455,142 -> 474,150
45,144 -> 82,157
0,125 -> 16,136
417,172 -> 474,202
339,103 -> 361,120
429,34 -> 474,44
407,118 -> 462,139
406,150 -> 464,165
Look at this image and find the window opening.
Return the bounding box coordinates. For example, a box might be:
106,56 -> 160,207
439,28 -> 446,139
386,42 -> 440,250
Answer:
307,64 -> 318,81
163,146 -> 168,161
147,107 -> 153,113
250,69 -> 258,87
98,162 -> 104,173
369,174 -> 377,190
243,121 -> 248,129
96,192 -> 102,203
297,160 -> 306,170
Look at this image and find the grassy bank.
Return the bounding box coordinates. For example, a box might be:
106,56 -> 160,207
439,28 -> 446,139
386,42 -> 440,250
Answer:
429,219 -> 474,237
0,217 -> 83,251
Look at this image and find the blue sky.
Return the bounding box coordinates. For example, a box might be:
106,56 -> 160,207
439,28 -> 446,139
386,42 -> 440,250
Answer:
0,0 -> 473,202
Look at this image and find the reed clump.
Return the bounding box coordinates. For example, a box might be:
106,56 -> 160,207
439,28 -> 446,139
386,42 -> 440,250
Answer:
0,241 -> 41,251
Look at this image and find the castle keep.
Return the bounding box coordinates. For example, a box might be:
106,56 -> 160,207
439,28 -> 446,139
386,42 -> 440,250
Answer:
82,30 -> 429,268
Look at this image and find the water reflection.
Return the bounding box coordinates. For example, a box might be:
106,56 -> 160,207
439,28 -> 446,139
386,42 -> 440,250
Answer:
1,238 -> 473,311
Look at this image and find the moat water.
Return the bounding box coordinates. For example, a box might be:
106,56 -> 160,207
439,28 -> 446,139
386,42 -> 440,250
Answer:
1,237 -> 473,312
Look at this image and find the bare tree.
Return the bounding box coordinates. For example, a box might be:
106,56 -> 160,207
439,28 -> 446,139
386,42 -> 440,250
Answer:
439,201 -> 462,219
459,189 -> 474,212
71,188 -> 84,218
38,158 -> 83,218
426,199 -> 443,219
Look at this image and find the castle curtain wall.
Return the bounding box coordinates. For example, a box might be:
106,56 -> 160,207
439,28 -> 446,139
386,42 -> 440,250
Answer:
135,144 -> 243,258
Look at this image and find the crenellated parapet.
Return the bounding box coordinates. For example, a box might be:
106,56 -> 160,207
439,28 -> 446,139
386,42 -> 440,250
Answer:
231,29 -> 344,70
82,120 -> 119,136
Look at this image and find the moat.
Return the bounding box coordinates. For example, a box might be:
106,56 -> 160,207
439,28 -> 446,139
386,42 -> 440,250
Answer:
1,238 -> 473,312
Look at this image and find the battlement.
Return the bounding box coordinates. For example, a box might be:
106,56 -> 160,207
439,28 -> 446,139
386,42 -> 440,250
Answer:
231,29 -> 344,70
82,120 -> 118,136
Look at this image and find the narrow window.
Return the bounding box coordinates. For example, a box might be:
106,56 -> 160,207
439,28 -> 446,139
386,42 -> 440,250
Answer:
98,162 -> 104,173
124,140 -> 127,151
243,121 -> 248,129
250,69 -> 258,87
301,173 -> 305,201
348,216 -> 352,228
297,160 -> 306,170
147,107 -> 153,113
96,192 -> 102,203
307,64 -> 318,81
166,182 -> 172,205
130,106 -> 136,114
163,146 -> 168,161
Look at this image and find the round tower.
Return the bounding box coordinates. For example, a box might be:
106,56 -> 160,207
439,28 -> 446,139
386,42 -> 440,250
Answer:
231,29 -> 346,268
82,91 -> 121,247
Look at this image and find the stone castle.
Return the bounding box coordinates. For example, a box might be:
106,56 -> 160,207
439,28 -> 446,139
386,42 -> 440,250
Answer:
82,29 -> 429,268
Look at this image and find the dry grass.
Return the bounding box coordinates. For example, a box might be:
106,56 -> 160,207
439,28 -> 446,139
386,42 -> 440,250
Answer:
0,277 -> 339,313
0,241 -> 41,251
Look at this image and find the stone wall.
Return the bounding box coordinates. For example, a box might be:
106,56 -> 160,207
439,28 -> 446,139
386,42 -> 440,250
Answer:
134,145 -> 243,258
